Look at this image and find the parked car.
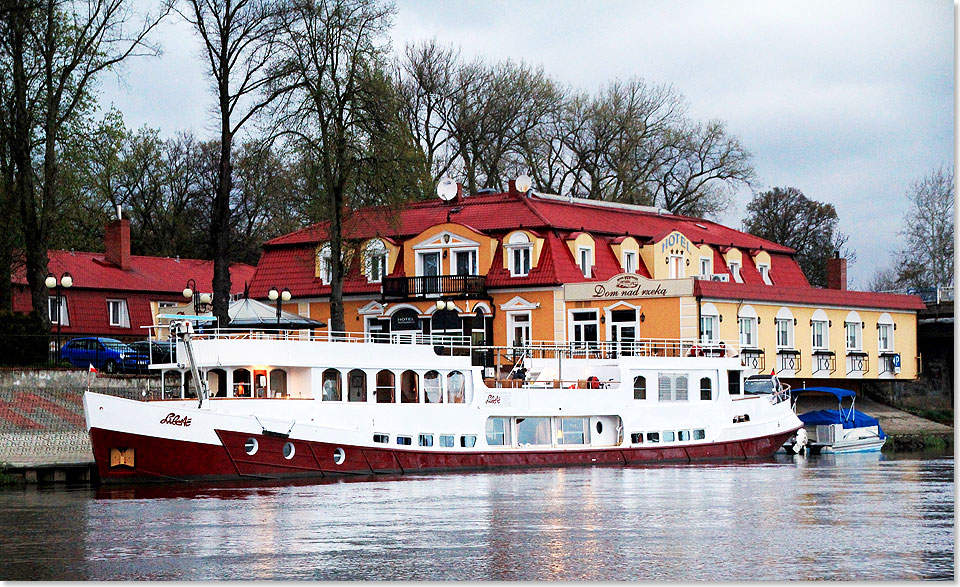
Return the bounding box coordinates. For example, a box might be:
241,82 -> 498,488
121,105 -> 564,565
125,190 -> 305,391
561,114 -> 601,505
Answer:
59,337 -> 148,374
127,340 -> 176,365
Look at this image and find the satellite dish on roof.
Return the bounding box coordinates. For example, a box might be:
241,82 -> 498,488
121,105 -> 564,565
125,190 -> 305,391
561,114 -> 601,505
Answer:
515,174 -> 532,193
437,177 -> 458,201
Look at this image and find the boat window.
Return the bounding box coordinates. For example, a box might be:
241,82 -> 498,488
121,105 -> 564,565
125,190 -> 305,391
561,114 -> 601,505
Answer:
397,436 -> 412,446
373,433 -> 389,444
728,370 -> 741,395
485,417 -> 509,446
700,377 -> 713,401
376,370 -> 395,403
631,432 -> 643,444
447,371 -> 465,403
439,434 -> 455,448
517,417 -> 551,445
269,369 -> 287,398
693,429 -> 705,440
322,369 -> 342,401
633,375 -> 646,400
678,430 -> 691,441
348,369 -> 367,402
460,435 -> 477,448
424,370 -> 442,403
559,417 -> 587,445
658,373 -> 688,401
646,432 -> 660,443
400,370 -> 419,403
663,431 -> 676,442
233,368 -> 251,397
419,434 -> 433,447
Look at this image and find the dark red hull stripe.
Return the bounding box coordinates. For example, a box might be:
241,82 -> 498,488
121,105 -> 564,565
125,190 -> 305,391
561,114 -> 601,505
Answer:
89,427 -> 800,484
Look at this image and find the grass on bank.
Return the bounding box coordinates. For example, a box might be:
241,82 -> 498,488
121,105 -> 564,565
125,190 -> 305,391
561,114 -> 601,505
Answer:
899,406 -> 954,427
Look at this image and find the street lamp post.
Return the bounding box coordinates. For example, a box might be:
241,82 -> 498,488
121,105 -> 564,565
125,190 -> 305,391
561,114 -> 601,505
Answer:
182,279 -> 212,315
45,272 -> 73,361
268,287 -> 291,326
435,299 -> 456,352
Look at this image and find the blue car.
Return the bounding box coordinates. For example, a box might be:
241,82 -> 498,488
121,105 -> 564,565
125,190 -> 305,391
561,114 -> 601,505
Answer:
59,337 -> 149,374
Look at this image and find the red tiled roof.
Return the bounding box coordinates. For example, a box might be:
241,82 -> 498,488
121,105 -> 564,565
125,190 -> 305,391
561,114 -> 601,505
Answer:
13,250 -> 255,295
694,281 -> 925,311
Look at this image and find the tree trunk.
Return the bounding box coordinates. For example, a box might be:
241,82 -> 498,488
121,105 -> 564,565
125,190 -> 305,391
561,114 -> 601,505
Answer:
328,182 -> 345,334
7,2 -> 33,316
210,44 -> 233,327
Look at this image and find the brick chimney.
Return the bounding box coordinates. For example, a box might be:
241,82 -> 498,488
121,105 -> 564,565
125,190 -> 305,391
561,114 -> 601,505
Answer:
826,251 -> 846,290
105,208 -> 131,270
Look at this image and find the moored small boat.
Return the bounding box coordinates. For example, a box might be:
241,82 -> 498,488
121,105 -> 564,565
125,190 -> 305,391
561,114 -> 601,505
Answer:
786,387 -> 886,454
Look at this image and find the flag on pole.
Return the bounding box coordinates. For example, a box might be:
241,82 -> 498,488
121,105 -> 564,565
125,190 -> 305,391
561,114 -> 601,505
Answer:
88,364 -> 98,374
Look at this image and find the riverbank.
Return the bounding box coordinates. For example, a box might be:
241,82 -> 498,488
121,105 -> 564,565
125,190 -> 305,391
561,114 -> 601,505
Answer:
0,383 -> 953,485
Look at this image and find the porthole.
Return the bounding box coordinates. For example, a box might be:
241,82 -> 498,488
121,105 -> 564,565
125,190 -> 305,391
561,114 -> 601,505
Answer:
333,447 -> 345,465
596,421 -> 603,434
244,437 -> 258,455
283,442 -> 295,460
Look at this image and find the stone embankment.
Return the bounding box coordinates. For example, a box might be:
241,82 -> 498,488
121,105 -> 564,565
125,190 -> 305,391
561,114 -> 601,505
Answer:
0,369 -> 953,484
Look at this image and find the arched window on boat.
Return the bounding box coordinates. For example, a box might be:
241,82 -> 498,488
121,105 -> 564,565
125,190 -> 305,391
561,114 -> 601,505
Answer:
700,377 -> 712,401
424,370 -> 442,403
233,368 -> 251,397
322,369 -> 342,401
376,370 -> 395,403
633,375 -> 646,400
348,369 -> 367,402
269,369 -> 287,398
208,368 -> 227,397
400,370 -> 419,403
447,371 -> 465,403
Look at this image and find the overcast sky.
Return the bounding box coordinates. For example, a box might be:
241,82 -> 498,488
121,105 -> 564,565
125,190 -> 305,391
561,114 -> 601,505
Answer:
101,0 -> 954,288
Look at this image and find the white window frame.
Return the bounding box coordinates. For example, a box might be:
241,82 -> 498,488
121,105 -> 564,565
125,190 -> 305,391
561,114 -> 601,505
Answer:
364,240 -> 388,283
48,296 -> 69,326
728,261 -> 742,283
878,323 -> 894,352
699,257 -> 711,277
700,314 -> 718,344
415,249 -> 442,278
669,254 -> 684,279
568,309 -> 600,347
775,318 -> 792,349
578,246 -> 592,278
811,320 -> 828,350
623,250 -> 637,274
107,299 -> 130,328
758,263 -> 772,285
507,311 -> 532,347
845,321 -> 862,351
318,245 -> 332,284
453,248 -> 478,276
738,317 -> 756,348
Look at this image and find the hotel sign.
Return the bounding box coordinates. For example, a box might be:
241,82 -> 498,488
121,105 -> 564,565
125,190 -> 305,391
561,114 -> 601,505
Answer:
564,274 -> 694,301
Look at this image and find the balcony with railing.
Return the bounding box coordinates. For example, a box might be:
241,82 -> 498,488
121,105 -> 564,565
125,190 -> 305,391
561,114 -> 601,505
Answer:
381,274 -> 487,301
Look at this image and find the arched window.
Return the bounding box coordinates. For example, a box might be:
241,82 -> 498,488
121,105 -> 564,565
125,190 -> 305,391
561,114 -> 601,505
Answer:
700,377 -> 712,401
233,368 -> 251,397
447,371 -> 465,403
322,369 -> 341,401
424,370 -> 442,403
633,375 -> 646,400
269,369 -> 287,398
738,305 -> 758,348
364,239 -> 388,282
348,369 -> 366,402
844,310 -> 862,351
376,370 -> 395,403
700,303 -> 720,345
877,313 -> 894,352
400,370 -> 419,403
317,244 -> 332,284
506,232 -> 533,277
811,309 -> 829,350
775,307 -> 795,349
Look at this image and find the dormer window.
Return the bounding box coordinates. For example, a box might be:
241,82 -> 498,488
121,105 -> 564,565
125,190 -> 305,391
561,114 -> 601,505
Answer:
364,240 -> 387,283
623,251 -> 637,274
506,232 -> 532,277
758,263 -> 771,285
318,245 -> 332,284
699,257 -> 711,277
728,261 -> 742,283
578,246 -> 592,278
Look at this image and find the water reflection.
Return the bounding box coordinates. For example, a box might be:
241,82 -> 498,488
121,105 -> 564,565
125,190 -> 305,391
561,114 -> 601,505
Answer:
0,456 -> 952,581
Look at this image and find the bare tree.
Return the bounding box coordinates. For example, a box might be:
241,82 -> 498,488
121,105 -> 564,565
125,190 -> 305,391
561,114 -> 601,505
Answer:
897,166 -> 954,289
0,0 -> 165,320
272,0 -> 422,332
173,0 -> 289,324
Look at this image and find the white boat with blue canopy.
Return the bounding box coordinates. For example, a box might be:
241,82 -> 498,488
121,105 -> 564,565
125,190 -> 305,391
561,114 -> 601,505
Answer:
788,387 -> 886,454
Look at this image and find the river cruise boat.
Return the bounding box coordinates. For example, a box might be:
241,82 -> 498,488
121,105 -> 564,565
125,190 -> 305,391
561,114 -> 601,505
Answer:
83,320 -> 803,483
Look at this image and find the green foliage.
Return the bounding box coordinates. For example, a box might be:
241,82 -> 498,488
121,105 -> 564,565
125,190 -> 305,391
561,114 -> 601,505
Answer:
0,311 -> 51,366
743,187 -> 855,287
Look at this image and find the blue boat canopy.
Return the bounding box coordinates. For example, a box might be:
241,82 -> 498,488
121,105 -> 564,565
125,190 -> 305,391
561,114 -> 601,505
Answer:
790,386 -> 857,399
798,409 -> 886,438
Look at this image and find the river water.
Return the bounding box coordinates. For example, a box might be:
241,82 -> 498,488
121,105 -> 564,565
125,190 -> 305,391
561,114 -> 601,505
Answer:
0,453 -> 953,581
